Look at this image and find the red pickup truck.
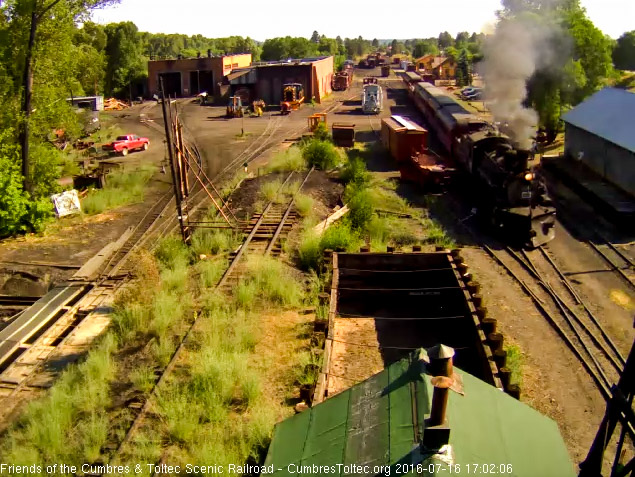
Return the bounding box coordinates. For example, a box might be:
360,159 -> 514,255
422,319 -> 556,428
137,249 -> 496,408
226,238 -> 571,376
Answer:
102,135 -> 149,156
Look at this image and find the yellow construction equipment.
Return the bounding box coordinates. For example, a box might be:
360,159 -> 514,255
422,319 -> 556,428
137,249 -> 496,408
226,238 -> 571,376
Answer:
252,100 -> 266,117
280,83 -> 305,114
308,113 -> 327,131
226,96 -> 244,118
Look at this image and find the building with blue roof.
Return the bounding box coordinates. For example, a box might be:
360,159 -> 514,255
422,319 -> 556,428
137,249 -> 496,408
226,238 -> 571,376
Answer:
562,88 -> 635,197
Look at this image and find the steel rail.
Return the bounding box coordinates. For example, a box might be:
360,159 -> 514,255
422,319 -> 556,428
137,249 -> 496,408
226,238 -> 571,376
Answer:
264,167 -> 314,255
216,171 -> 295,289
539,246 -> 626,367
509,247 -> 622,374
483,245 -> 612,400
515,249 -> 617,385
109,165 -> 316,466
587,240 -> 635,292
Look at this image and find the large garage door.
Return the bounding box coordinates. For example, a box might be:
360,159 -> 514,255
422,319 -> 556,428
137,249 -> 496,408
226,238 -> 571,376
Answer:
159,72 -> 181,97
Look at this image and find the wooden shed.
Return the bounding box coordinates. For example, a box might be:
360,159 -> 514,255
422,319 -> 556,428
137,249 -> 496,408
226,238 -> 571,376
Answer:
381,115 -> 428,162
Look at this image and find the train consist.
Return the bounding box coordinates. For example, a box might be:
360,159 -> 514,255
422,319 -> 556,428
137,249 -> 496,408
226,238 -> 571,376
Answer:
332,63 -> 353,91
362,78 -> 383,114
405,76 -> 556,247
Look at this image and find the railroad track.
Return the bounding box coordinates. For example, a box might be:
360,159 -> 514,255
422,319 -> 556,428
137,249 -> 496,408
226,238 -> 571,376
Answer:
586,239 -> 635,292
98,190 -> 175,277
107,168 -> 313,469
483,244 -> 625,401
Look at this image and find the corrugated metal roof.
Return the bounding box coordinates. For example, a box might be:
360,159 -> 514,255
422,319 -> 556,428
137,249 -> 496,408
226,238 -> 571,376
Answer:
226,68 -> 252,81
562,88 -> 635,153
265,349 -> 575,476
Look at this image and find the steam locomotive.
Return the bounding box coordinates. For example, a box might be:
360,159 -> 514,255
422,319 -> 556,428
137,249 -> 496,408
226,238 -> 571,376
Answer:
407,79 -> 556,247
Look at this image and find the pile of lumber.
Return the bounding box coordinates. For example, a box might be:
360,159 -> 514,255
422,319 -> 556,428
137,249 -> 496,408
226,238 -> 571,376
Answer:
104,98 -> 129,111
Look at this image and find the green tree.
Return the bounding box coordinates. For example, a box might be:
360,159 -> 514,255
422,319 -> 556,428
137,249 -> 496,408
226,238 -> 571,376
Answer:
372,38 -> 379,48
456,49 -> 472,86
5,0 -> 118,195
390,39 -> 400,54
438,31 -> 453,49
565,8 -> 614,99
104,21 -> 146,97
260,37 -> 287,60
318,37 -> 337,56
613,31 -> 635,70
310,30 -> 319,43
0,130 -> 30,237
413,40 -> 438,58
455,31 -> 470,47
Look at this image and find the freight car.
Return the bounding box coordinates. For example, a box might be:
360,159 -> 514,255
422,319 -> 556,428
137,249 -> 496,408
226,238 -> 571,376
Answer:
407,80 -> 556,247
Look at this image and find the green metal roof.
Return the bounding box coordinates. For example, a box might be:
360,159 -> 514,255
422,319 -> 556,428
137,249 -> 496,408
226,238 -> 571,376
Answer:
264,350 -> 575,477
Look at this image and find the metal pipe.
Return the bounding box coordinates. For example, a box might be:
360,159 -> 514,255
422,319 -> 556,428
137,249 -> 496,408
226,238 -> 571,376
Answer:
429,376 -> 453,426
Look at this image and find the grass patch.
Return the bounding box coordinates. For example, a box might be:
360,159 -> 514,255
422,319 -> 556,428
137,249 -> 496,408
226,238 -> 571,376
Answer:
298,231 -> 323,271
197,258 -> 227,289
240,256 -> 305,308
131,365 -> 156,394
221,170 -> 248,199
505,344 -> 523,387
0,334 -> 117,465
266,147 -> 306,173
155,236 -> 191,271
191,228 -> 240,257
260,179 -> 283,203
81,164 -> 156,215
294,193 -> 314,217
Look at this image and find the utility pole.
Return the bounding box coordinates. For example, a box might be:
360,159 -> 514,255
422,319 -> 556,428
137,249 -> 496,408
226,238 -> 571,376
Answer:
160,77 -> 190,244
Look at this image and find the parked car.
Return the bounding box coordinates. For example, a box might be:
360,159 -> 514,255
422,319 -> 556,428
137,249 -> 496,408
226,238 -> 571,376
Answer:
463,91 -> 483,101
462,88 -> 483,100
102,135 -> 149,156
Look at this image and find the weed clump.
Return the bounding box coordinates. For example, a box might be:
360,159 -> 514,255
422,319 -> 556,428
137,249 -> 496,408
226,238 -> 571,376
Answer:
260,179 -> 282,203
302,140 -> 340,170
294,193 -> 314,217
266,147 -> 306,173
82,164 -> 156,214
191,228 -> 239,257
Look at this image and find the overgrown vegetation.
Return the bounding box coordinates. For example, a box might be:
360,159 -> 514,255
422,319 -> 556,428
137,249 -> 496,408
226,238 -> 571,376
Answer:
505,344 -> 524,387
81,164 -> 156,215
265,147 -> 306,173
302,140 -> 341,171
295,145 -> 453,271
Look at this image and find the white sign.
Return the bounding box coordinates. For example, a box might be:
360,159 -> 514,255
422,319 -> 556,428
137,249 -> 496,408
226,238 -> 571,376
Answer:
51,190 -> 81,217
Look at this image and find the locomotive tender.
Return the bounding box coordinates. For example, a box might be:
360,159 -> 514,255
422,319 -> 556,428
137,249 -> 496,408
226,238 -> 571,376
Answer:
407,79 -> 556,247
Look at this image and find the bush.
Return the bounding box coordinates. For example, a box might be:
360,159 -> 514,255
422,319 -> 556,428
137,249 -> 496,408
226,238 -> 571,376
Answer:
302,140 -> 340,170
313,122 -> 330,141
348,189 -> 374,231
298,232 -> 322,271
340,157 -> 370,187
321,223 -> 359,252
